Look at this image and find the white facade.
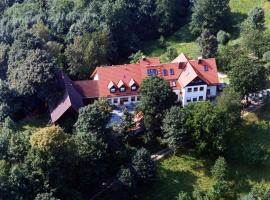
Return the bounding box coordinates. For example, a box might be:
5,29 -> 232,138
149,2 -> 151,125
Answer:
207,86 -> 217,97
182,84 -> 208,106
108,95 -> 140,106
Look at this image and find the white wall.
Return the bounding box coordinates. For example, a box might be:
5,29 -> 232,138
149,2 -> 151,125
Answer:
108,95 -> 140,106
93,74 -> 99,80
182,84 -> 207,106
207,86 -> 217,97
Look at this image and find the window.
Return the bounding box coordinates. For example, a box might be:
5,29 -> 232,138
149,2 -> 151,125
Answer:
107,99 -> 112,104
131,85 -> 137,91
113,98 -> 118,104
204,65 -> 208,72
193,98 -> 197,102
187,88 -> 192,92
194,87 -> 198,92
187,98 -> 191,103
163,69 -> 168,76
170,68 -> 174,75
147,69 -> 158,76
200,87 -> 204,91
131,96 -> 136,102
110,87 -> 116,93
137,96 -> 141,101
171,81 -> 176,87
199,96 -> 203,101
120,86 -> 126,92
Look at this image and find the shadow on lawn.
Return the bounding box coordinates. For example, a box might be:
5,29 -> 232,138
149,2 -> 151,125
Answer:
144,167 -> 196,200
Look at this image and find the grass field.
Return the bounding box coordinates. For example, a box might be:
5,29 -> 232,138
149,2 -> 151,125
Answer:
143,0 -> 270,61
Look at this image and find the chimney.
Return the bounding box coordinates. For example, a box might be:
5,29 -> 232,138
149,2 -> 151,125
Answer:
142,56 -> 146,61
198,56 -> 203,64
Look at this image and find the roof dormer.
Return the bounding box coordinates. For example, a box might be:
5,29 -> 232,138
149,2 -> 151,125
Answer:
129,79 -> 138,91
118,80 -> 126,92
108,81 -> 117,93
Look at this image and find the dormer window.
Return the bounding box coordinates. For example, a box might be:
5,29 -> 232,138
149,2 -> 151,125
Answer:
129,78 -> 138,91
110,87 -> 116,93
204,65 -> 208,72
147,69 -> 158,76
170,68 -> 174,75
120,86 -> 126,92
108,81 -> 117,93
131,85 -> 137,91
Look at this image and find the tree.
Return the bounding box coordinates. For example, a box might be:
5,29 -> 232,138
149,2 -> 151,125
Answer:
8,49 -> 63,104
34,192 -> 60,200
131,148 -> 156,184
211,157 -> 227,181
250,182 -> 270,200
75,99 -> 112,134
197,29 -> 218,58
190,0 -> 231,36
129,50 -> 144,64
216,87 -> 242,129
137,76 -> 176,132
184,102 -> 228,156
247,7 -> 265,31
216,30 -> 230,45
166,47 -> 178,61
229,56 -> 268,100
65,31 -> 114,80
177,191 -> 192,200
155,0 -> 190,35
162,106 -> 188,152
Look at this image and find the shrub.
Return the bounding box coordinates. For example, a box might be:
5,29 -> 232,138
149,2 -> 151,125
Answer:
263,51 -> 270,63
217,30 -> 230,45
211,157 -> 227,181
166,47 -> 178,61
131,148 -> 156,184
177,191 -> 192,200
242,144 -> 269,166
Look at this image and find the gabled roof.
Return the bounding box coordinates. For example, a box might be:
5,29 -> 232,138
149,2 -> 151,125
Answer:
50,72 -> 84,123
117,80 -> 125,88
73,80 -> 100,98
129,79 -> 136,87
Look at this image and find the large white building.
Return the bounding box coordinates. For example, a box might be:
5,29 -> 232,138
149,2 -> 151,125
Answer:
50,53 -> 219,123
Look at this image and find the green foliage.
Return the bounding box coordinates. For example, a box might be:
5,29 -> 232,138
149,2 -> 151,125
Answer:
131,148 -> 156,184
166,47 -> 178,61
216,30 -> 230,45
137,76 -> 176,132
8,49 -> 63,104
217,87 -> 242,129
162,106 -> 188,152
242,144 -> 269,166
247,7 -> 265,30
129,50 -> 145,64
117,168 -> 135,189
211,157 -> 227,181
177,191 -> 192,200
263,51 -> 270,63
184,102 -> 228,156
189,0 -> 231,36
197,29 -> 218,58
75,100 -> 112,134
229,56 -> 268,98
34,192 -> 60,200
65,31 -> 114,80
250,182 -> 270,200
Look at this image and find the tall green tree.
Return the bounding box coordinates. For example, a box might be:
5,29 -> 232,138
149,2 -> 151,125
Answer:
229,56 -> 268,100
190,0 -> 231,36
137,76 -> 176,132
197,29 -> 218,58
65,31 -> 114,80
162,106 -> 188,152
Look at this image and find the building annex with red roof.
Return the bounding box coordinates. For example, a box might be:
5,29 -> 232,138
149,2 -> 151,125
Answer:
50,53 -> 219,123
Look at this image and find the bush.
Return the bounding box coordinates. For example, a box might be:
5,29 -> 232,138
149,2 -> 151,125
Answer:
242,144 -> 269,166
166,47 -> 178,61
131,148 -> 156,184
217,30 -> 230,45
263,51 -> 270,63
177,191 -> 192,200
211,157 -> 227,181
